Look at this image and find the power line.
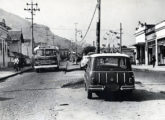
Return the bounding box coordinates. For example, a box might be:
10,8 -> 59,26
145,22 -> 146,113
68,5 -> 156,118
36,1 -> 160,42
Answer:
79,4 -> 97,43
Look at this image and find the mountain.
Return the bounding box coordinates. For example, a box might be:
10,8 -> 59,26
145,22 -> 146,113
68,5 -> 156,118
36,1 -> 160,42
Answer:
0,8 -> 74,49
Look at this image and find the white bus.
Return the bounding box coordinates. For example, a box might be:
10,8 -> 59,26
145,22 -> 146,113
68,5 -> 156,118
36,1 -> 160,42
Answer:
33,46 -> 60,72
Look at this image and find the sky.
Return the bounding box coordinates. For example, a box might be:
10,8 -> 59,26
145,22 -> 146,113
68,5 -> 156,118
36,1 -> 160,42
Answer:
0,0 -> 165,47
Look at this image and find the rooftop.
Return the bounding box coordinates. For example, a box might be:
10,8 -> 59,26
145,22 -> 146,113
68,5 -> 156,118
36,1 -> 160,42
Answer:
8,31 -> 23,41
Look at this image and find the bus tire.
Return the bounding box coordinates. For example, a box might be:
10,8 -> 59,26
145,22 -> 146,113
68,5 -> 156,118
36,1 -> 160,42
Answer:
36,69 -> 40,73
87,91 -> 92,99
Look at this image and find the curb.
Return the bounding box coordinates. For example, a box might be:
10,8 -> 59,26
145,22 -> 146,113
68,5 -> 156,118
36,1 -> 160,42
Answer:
0,68 -> 33,81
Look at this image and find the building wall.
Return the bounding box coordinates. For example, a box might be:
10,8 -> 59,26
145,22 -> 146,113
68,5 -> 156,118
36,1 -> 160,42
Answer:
155,21 -> 165,65
146,33 -> 156,41
0,25 -> 10,68
156,21 -> 165,39
135,21 -> 165,66
9,41 -> 21,53
22,41 -> 32,57
136,33 -> 145,43
156,29 -> 165,39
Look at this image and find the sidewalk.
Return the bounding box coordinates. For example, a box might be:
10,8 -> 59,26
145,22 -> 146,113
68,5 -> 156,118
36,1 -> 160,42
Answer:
132,64 -> 165,72
0,66 -> 32,81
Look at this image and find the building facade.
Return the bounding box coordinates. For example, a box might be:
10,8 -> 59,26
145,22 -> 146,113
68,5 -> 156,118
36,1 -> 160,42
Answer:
22,39 -> 32,57
0,19 -> 11,68
135,20 -> 165,66
155,21 -> 165,65
8,31 -> 23,54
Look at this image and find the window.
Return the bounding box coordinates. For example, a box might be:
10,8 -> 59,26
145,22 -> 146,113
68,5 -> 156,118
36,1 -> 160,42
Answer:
94,57 -> 131,71
36,49 -> 44,56
45,49 -> 56,56
161,46 -> 165,58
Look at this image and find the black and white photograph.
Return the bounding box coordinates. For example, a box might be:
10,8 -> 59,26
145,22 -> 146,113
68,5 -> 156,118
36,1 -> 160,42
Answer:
0,0 -> 165,119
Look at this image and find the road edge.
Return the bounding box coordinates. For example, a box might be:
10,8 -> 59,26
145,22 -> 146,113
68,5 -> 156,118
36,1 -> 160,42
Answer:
0,68 -> 33,81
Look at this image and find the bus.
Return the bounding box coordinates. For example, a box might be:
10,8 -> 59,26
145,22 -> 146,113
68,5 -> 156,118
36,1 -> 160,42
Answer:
33,46 -> 60,72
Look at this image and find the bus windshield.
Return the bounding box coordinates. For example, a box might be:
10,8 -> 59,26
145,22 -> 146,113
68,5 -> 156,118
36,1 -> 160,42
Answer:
36,49 -> 57,56
45,49 -> 57,56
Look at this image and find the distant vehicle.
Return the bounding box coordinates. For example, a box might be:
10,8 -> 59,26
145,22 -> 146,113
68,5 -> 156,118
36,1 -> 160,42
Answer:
33,46 -> 60,72
87,52 -> 95,56
80,55 -> 90,69
25,57 -> 31,66
84,53 -> 135,99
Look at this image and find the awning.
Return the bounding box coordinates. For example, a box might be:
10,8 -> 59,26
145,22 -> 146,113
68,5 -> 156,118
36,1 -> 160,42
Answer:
132,42 -> 145,47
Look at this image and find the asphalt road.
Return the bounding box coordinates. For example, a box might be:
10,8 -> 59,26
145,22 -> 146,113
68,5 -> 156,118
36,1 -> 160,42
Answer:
0,67 -> 165,120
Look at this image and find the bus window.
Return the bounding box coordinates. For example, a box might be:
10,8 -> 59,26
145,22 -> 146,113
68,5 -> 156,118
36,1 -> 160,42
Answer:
36,49 -> 44,56
45,49 -> 57,56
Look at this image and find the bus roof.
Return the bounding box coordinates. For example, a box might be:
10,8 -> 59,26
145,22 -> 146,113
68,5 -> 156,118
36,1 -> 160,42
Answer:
90,53 -> 130,58
34,46 -> 59,52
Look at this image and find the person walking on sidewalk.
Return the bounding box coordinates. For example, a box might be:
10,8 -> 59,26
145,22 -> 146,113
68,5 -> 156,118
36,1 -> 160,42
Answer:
152,55 -> 156,68
13,57 -> 19,71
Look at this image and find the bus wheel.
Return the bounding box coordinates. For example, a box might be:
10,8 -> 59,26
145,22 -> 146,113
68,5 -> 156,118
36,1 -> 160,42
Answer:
87,91 -> 92,99
57,66 -> 59,70
36,69 -> 40,73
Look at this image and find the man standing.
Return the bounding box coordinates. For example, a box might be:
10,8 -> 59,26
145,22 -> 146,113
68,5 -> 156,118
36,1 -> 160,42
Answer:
152,55 -> 156,68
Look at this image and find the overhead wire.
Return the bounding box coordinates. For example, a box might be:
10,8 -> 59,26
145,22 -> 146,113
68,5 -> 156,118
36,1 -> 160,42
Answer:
79,4 -> 97,44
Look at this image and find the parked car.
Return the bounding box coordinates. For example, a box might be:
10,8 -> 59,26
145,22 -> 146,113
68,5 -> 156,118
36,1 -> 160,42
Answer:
80,55 -> 90,69
84,53 -> 135,99
87,52 -> 95,56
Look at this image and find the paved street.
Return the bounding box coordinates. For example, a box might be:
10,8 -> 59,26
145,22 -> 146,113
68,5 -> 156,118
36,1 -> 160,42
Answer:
0,63 -> 165,120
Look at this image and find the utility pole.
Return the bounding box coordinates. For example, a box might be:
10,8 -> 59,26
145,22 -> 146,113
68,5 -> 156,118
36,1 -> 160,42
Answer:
120,23 -> 122,53
52,35 -> 55,46
75,23 -> 78,64
24,0 -> 40,55
93,41 -> 95,47
45,27 -> 49,45
96,0 -> 101,53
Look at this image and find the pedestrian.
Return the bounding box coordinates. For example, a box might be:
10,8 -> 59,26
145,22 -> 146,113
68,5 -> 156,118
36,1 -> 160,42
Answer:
152,55 -> 156,68
18,57 -> 24,70
13,56 -> 19,71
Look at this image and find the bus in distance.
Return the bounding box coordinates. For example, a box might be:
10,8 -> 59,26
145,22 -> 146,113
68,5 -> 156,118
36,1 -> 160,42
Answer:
33,46 -> 60,72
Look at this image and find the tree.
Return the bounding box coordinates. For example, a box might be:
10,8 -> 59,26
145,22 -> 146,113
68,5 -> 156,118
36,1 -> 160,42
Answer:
82,46 -> 96,55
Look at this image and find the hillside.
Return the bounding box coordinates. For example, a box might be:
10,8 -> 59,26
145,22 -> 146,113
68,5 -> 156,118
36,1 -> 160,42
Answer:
0,8 -> 73,49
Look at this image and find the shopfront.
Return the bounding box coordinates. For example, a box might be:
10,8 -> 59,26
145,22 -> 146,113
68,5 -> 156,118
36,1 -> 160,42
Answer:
0,19 -> 11,68
135,21 -> 165,66
155,20 -> 165,66
157,38 -> 165,65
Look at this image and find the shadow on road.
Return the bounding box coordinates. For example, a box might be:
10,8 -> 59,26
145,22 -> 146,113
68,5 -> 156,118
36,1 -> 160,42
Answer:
61,79 -> 84,89
66,68 -> 83,72
0,97 -> 14,101
32,68 -> 83,73
91,89 -> 165,102
1,87 -> 60,93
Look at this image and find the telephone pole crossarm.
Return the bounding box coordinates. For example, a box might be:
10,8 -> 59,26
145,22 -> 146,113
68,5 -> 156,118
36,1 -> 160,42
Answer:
24,1 -> 40,55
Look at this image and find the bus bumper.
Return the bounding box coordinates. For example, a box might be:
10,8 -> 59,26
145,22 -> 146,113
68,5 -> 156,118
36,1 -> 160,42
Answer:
34,65 -> 58,69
